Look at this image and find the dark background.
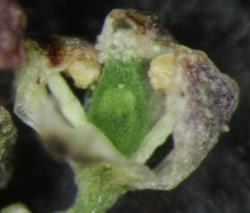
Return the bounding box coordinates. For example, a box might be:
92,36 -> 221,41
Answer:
1,0 -> 250,212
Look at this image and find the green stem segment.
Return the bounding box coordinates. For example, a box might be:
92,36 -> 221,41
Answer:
68,163 -> 128,213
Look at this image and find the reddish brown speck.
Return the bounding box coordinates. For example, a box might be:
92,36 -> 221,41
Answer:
35,36 -> 63,66
45,135 -> 70,157
126,10 -> 160,33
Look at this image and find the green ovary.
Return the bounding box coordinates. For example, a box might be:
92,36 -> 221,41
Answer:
98,89 -> 136,123
87,59 -> 149,156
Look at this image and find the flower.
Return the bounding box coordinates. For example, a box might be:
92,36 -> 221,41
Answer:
14,9 -> 239,213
